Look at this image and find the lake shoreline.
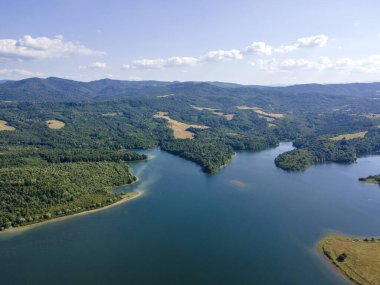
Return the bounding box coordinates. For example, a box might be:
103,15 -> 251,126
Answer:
0,191 -> 142,234
317,233 -> 380,285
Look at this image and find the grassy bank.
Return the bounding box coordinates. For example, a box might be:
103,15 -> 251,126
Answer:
318,235 -> 380,285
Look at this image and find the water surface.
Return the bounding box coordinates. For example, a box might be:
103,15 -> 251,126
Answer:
1,143 -> 380,285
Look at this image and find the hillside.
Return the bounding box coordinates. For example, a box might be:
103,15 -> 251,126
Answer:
1,77 -> 380,102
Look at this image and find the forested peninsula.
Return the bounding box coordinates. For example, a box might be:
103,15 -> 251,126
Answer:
1,78 -> 380,230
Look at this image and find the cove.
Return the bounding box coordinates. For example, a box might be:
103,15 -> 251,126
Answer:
1,142 -> 379,285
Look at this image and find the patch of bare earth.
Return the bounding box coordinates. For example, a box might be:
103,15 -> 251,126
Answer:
192,106 -> 234,121
154,112 -> 208,139
0,120 -> 15,131
237,105 -> 286,119
46,119 -> 65,129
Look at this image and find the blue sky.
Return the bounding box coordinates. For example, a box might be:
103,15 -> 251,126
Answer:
1,0 -> 380,84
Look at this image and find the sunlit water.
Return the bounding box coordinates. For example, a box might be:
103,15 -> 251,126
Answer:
1,143 -> 379,285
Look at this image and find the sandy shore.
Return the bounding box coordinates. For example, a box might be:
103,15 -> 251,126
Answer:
1,191 -> 142,234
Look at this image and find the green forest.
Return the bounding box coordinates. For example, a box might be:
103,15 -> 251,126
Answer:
1,78 -> 380,229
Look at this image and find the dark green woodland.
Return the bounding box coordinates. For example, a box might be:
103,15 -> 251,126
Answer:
1,77 -> 380,229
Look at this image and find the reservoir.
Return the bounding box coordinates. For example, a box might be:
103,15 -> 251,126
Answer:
1,142 -> 379,285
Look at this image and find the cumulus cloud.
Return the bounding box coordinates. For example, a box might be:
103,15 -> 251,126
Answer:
122,35 -> 328,70
201,49 -> 243,61
297,34 -> 328,48
251,54 -> 380,74
0,35 -> 105,61
123,56 -> 199,69
275,34 -> 328,53
123,49 -> 246,70
80,62 -> 107,69
243,41 -> 272,55
0,68 -> 44,79
90,62 -> 106,69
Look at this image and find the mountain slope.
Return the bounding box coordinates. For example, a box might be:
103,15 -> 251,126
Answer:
1,77 -> 380,102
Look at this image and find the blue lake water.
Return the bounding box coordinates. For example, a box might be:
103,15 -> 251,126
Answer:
1,142 -> 379,285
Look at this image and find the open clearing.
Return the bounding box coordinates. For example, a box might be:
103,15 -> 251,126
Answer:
237,106 -> 286,119
319,235 -> 380,285
0,120 -> 15,131
192,106 -> 234,121
330,131 -> 367,141
46,119 -> 65,129
154,112 -> 208,139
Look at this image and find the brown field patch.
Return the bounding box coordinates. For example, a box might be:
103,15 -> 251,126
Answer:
102,112 -> 121,117
154,112 -> 209,139
236,105 -> 286,118
224,114 -> 234,120
192,106 -> 218,112
46,119 -> 65,129
0,120 -> 15,131
330,131 -> 367,141
192,106 -> 234,121
319,235 -> 380,285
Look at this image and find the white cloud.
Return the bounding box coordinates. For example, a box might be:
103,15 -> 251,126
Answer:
243,42 -> 272,55
296,34 -> 328,48
274,45 -> 298,54
201,49 -> 243,61
0,68 -> 44,79
275,34 -> 328,53
252,54 -> 380,74
82,62 -> 107,69
123,56 -> 199,69
122,35 -> 328,70
0,35 -> 105,61
90,62 -> 107,68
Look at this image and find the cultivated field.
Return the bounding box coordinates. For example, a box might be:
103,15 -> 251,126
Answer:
102,112 -> 121,117
330,131 -> 367,141
236,106 -> 286,119
154,112 -> 209,139
0,120 -> 15,131
192,106 -> 234,120
319,235 -> 380,285
46,119 -> 65,129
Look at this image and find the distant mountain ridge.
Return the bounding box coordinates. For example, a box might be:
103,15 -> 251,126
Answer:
1,77 -> 380,102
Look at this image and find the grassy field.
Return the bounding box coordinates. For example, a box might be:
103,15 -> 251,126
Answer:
330,131 -> 368,141
319,235 -> 380,285
154,112 -> 209,139
192,105 -> 234,120
0,120 -> 15,131
46,119 -> 65,129
236,105 -> 286,118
